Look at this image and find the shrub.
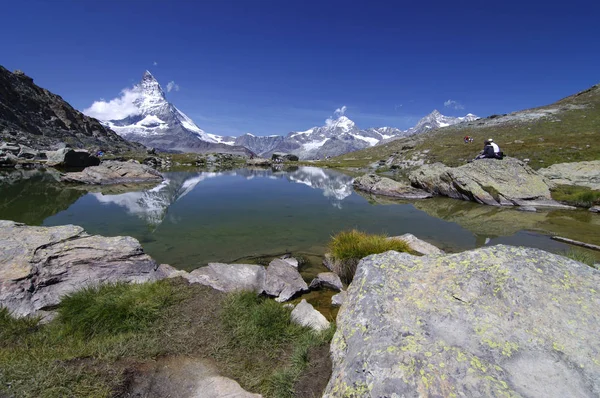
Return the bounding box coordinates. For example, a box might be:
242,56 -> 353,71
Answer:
327,229 -> 410,283
58,281 -> 175,338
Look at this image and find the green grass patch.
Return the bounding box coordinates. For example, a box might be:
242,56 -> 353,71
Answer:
328,229 -> 411,283
551,185 -> 600,208
562,248 -> 598,268
58,282 -> 175,338
1,280 -> 334,398
218,291 -> 335,397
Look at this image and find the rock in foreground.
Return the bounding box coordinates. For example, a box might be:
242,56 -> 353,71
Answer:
60,160 -> 163,185
325,245 -> 600,397
0,220 -> 170,318
409,157 -> 564,207
353,174 -> 432,199
538,160 -> 600,190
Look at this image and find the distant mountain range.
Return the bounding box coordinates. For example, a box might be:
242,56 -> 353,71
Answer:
88,71 -> 478,159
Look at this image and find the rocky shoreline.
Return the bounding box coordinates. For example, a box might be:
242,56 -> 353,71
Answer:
2,220 -> 599,396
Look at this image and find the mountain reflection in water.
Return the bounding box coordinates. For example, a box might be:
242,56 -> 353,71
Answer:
1,167 -> 597,269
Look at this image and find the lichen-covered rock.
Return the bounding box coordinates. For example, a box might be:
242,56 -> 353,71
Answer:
0,220 -> 168,318
188,263 -> 266,293
61,160 -> 163,185
291,299 -> 330,332
263,259 -> 308,302
309,272 -> 343,291
409,157 -> 565,207
353,174 -> 432,199
324,246 -> 600,397
390,233 -> 444,255
538,160 -> 600,190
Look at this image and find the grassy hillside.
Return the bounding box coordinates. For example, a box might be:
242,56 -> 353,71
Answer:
327,83 -> 600,170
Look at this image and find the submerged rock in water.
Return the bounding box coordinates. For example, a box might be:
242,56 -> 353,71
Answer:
409,157 -> 567,207
263,259 -> 308,302
187,263 -> 266,293
353,173 -> 432,199
538,160 -> 600,190
60,160 -> 163,185
0,220 -> 170,318
324,245 -> 600,397
291,299 -> 330,332
309,272 -> 343,291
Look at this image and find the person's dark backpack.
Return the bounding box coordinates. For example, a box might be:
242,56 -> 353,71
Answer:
495,151 -> 504,159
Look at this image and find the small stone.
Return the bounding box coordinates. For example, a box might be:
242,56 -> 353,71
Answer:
331,291 -> 347,307
309,272 -> 343,291
290,299 -> 329,332
590,206 -> 600,213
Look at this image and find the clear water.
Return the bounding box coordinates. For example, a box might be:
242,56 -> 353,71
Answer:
1,167 -> 599,272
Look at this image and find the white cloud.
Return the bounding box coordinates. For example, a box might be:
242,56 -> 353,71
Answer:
153,61 -> 158,66
166,81 -> 180,92
325,105 -> 348,127
444,99 -> 465,110
83,87 -> 143,121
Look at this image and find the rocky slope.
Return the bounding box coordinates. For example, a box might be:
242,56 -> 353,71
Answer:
95,71 -> 252,156
329,83 -> 600,169
325,245 -> 600,397
0,66 -> 142,152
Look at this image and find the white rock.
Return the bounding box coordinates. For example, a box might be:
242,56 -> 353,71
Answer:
291,299 -> 329,332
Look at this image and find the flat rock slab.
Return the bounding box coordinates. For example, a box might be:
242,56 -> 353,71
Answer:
291,299 -> 330,332
390,233 -> 444,255
188,263 -> 266,293
324,245 -> 600,397
61,160 -> 163,185
353,174 -> 432,199
309,272 -> 343,291
128,356 -> 261,398
263,259 -> 308,302
409,157 -> 558,206
538,160 -> 600,190
0,220 -> 168,318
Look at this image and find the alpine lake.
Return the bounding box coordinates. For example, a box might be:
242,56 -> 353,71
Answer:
2,165 -> 599,318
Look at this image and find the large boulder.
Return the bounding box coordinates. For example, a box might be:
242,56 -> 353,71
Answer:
353,174 -> 432,199
409,157 -> 565,207
263,259 -> 309,302
0,220 -> 171,318
538,160 -> 600,190
0,151 -> 18,167
246,158 -> 271,166
187,263 -> 266,293
61,160 -> 163,185
46,148 -> 100,168
324,246 -> 600,397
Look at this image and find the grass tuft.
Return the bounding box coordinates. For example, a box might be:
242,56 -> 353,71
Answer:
58,281 -> 175,338
562,248 -> 598,268
328,229 -> 410,283
551,185 -> 600,208
0,307 -> 40,347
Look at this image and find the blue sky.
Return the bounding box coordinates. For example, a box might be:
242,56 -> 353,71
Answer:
2,0 -> 599,136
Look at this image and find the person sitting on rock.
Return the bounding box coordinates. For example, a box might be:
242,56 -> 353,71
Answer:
474,140 -> 496,160
488,138 -> 500,154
